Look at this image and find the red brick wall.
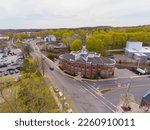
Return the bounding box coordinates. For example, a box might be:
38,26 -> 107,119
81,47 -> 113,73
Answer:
59,59 -> 115,79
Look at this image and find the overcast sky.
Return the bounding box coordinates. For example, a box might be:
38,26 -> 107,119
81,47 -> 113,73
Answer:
0,0 -> 150,29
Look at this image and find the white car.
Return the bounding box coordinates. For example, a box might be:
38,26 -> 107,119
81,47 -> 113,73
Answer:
58,92 -> 63,97
64,102 -> 69,109
67,108 -> 73,113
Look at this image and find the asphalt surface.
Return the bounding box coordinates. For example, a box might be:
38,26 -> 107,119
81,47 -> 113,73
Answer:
30,39 -> 150,113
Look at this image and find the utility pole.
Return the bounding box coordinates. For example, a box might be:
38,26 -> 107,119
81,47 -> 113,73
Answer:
137,58 -> 141,69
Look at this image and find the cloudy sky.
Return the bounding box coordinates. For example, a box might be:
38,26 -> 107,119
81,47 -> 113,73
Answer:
0,0 -> 150,29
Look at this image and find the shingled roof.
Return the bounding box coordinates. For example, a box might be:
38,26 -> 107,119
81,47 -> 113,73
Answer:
60,53 -> 115,66
59,45 -> 116,66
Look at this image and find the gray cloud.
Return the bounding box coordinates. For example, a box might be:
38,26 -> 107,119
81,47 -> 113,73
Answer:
0,0 -> 150,28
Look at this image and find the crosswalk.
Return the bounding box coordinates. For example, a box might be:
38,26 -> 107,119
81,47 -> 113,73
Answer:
78,80 -> 117,113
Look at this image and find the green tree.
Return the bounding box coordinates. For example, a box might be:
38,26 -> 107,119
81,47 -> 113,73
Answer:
7,32 -> 13,40
86,36 -> 97,52
96,39 -> 104,54
17,75 -> 57,112
86,36 -> 105,55
70,39 -> 82,51
62,32 -> 73,47
15,33 -> 29,40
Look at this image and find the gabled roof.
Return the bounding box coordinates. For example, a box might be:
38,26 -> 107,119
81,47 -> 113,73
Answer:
60,45 -> 115,66
60,53 -> 115,66
87,57 -> 103,65
76,57 -> 86,64
61,53 -> 75,61
101,57 -> 115,65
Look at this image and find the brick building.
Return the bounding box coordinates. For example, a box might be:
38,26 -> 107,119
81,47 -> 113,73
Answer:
59,46 -> 116,79
140,91 -> 150,108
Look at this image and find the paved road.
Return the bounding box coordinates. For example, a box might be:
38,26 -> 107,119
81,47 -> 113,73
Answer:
82,78 -> 150,105
30,39 -> 150,113
30,40 -> 116,113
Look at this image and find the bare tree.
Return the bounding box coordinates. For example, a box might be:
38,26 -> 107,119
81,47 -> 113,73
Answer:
22,44 -> 32,57
40,57 -> 46,76
121,93 -> 135,111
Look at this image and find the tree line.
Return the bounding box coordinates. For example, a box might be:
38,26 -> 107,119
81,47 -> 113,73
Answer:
6,26 -> 150,56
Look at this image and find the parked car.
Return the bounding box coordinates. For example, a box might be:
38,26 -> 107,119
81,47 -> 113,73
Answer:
2,54 -> 7,57
54,87 -> 59,93
62,96 -> 66,100
107,54 -> 115,59
4,71 -> 8,76
145,69 -> 150,74
15,69 -> 19,73
0,63 -> 7,68
63,102 -> 69,109
67,108 -> 73,113
58,92 -> 63,97
9,70 -> 15,75
11,63 -> 19,66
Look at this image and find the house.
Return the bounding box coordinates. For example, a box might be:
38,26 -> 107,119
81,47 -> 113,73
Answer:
125,41 -> 150,60
0,35 -> 9,41
140,91 -> 150,108
59,46 -> 116,79
44,35 -> 56,42
47,42 -> 64,49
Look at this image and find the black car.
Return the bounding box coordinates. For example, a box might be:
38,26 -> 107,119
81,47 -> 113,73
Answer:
107,54 -> 115,59
0,63 -> 7,68
49,66 -> 54,71
4,71 -> 8,76
145,69 -> 150,74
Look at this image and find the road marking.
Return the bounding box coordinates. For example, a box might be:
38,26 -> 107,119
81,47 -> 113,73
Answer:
132,84 -> 150,88
81,81 -> 118,109
80,85 -> 115,113
83,81 -> 99,92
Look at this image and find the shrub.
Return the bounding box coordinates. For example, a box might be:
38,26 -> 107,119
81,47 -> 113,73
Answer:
47,54 -> 58,60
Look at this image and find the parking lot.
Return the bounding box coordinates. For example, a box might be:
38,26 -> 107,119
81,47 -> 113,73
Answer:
0,47 -> 24,76
114,68 -> 137,78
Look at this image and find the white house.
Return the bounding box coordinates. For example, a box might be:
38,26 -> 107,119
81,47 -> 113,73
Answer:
0,35 -> 9,41
125,41 -> 150,59
44,35 -> 56,42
